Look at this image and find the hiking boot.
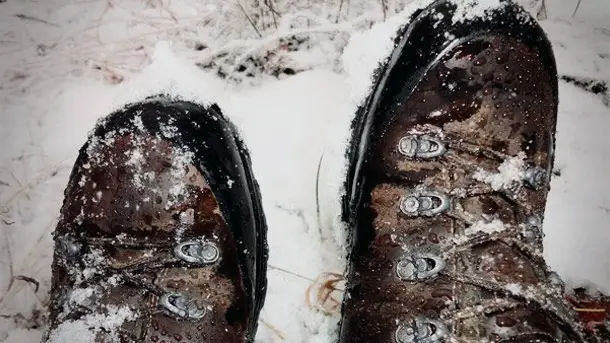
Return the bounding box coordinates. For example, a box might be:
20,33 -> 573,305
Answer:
44,97 -> 268,343
339,1 -> 586,342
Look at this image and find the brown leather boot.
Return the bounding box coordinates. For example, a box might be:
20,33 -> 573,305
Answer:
340,1 -> 586,342
44,97 -> 267,343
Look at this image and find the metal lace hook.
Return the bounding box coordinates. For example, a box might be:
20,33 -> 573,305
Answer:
174,240 -> 220,264
398,135 -> 447,159
399,191 -> 451,217
396,254 -> 446,281
395,317 -> 449,343
159,292 -> 206,320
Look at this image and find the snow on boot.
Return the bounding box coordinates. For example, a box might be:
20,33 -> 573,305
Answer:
339,0 -> 586,342
44,97 -> 268,343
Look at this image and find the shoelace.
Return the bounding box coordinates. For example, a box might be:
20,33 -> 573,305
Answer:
390,127 -> 584,343
55,234 -> 219,340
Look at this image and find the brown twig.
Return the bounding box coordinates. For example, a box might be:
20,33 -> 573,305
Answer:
336,0 -> 345,23
315,153 -> 324,237
0,228 -> 14,308
268,264 -> 315,282
538,0 -> 548,20
14,14 -> 59,27
572,0 -> 582,17
259,318 -> 286,340
264,0 -> 279,29
14,276 -> 40,293
305,272 -> 345,315
236,0 -> 263,38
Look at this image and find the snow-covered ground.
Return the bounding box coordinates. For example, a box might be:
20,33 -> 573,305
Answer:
1,0 -> 609,342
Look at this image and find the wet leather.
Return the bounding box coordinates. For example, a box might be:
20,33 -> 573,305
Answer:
46,99 -> 267,343
339,1 -> 583,342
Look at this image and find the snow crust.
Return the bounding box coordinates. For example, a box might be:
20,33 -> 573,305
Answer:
473,152 -> 527,191
46,305 -> 135,343
464,219 -> 507,236
449,0 -> 508,23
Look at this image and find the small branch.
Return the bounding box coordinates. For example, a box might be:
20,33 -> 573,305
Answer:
259,318 -> 286,340
336,0 -> 345,23
223,14 -> 377,68
259,5 -> 266,34
264,0 -> 279,29
537,0 -> 548,20
14,276 -> 40,293
560,75 -> 608,95
346,0 -> 353,18
268,264 -> 315,282
0,229 -> 14,308
381,0 -> 387,20
14,14 -> 59,27
236,0 -> 263,38
315,153 -> 324,237
560,74 -> 610,107
572,0 -> 582,18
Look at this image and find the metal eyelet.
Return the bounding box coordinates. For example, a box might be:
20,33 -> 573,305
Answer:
398,135 -> 447,159
399,191 -> 451,217
159,292 -> 206,320
395,317 -> 449,343
57,236 -> 82,258
522,215 -> 543,242
396,254 -> 445,281
523,166 -> 547,190
174,241 -> 219,264
527,215 -> 542,228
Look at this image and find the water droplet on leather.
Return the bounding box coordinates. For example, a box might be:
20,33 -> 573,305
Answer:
496,52 -> 509,64
474,57 -> 486,66
496,315 -> 517,327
